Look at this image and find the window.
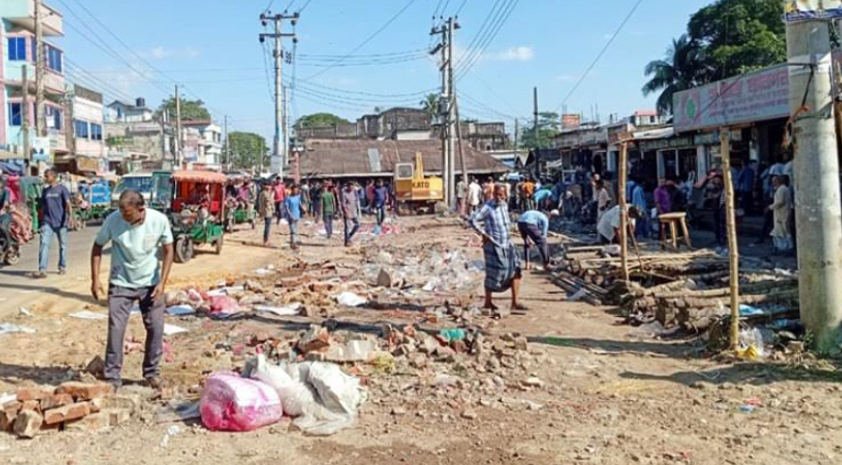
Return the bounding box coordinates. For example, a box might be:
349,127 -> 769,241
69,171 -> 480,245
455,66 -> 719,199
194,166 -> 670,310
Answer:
91,124 -> 103,141
8,103 -> 22,126
45,45 -> 62,73
74,120 -> 89,139
46,106 -> 62,131
7,37 -> 26,61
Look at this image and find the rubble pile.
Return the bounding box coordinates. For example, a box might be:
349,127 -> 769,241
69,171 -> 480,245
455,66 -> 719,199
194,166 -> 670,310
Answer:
551,245 -> 802,354
0,382 -> 137,438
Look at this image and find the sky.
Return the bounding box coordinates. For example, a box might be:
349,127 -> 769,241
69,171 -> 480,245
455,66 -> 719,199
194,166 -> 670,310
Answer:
53,0 -> 714,142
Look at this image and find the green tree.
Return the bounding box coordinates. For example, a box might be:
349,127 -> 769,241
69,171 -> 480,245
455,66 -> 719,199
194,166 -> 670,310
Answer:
157,98 -> 211,121
228,131 -> 267,171
519,112 -> 560,149
642,34 -> 709,115
687,0 -> 785,80
295,113 -> 351,128
420,93 -> 438,122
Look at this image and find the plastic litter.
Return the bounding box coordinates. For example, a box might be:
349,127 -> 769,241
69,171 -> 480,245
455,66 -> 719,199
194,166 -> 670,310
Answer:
69,311 -> 108,320
438,328 -> 466,342
200,372 -> 282,432
245,354 -> 315,417
163,324 -> 188,336
154,400 -> 201,424
336,292 -> 367,307
18,307 -> 32,317
0,323 -> 37,335
254,303 -> 301,317
160,424 -> 181,448
165,305 -> 196,316
209,295 -> 241,318
738,304 -> 765,317
325,339 -> 378,362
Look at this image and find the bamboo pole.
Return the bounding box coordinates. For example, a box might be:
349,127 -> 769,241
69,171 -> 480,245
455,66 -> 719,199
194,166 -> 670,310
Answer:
618,141 -> 629,282
720,128 -> 741,351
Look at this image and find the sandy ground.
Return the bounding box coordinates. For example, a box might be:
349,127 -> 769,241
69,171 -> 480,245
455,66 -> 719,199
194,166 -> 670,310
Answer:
0,215 -> 840,465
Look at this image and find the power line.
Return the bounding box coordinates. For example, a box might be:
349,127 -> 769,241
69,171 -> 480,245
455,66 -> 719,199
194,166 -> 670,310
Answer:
432,0 -> 446,18
453,0 -> 505,69
455,0 -> 470,16
304,0 -> 421,80
297,0 -> 315,14
554,0 -> 645,112
456,0 -> 520,80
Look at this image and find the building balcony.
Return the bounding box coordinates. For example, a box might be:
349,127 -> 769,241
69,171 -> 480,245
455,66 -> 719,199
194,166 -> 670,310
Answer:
3,63 -> 66,96
2,0 -> 64,36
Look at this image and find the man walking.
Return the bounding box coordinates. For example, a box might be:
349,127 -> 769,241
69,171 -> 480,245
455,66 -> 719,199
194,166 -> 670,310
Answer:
468,178 -> 482,214
321,182 -> 336,240
471,184 -> 523,313
91,190 -> 174,390
456,176 -> 467,215
374,179 -> 389,227
517,209 -> 557,270
273,177 -> 285,225
33,169 -> 73,278
285,185 -> 303,249
342,182 -> 360,247
258,182 -> 275,247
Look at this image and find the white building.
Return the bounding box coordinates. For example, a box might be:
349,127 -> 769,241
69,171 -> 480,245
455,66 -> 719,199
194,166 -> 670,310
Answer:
72,84 -> 105,160
105,98 -> 154,123
183,120 -> 222,168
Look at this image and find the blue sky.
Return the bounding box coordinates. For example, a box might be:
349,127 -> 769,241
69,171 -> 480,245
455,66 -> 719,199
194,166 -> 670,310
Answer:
53,0 -> 713,141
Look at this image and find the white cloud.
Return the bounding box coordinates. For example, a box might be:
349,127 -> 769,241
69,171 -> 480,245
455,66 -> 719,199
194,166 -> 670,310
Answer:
145,46 -> 201,60
489,46 -> 535,62
150,46 -> 171,59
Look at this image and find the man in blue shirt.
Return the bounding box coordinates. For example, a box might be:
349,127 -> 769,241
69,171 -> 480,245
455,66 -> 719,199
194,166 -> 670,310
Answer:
630,177 -> 649,239
517,209 -> 557,270
33,169 -> 73,278
285,185 -> 303,250
374,179 -> 389,226
471,184 -> 523,313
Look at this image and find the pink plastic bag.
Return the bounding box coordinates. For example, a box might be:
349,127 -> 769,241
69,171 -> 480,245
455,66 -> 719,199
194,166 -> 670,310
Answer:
200,372 -> 282,432
209,295 -> 240,318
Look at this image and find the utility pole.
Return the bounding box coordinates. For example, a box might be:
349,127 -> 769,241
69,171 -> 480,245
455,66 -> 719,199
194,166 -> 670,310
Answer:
21,65 -> 30,166
787,19 -> 842,352
533,86 -> 539,177
64,86 -> 75,156
224,115 -> 229,169
35,0 -> 46,137
283,84 -> 290,169
174,85 -> 182,168
260,11 -> 298,178
431,17 -> 459,206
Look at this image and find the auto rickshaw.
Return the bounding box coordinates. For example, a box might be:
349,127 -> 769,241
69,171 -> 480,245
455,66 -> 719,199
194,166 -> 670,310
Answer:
165,170 -> 227,264
224,174 -> 256,232
72,177 -> 112,229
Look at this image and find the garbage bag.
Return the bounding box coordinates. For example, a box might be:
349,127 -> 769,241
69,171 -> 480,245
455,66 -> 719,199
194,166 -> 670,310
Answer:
307,362 -> 366,415
247,354 -> 316,417
200,372 -> 282,432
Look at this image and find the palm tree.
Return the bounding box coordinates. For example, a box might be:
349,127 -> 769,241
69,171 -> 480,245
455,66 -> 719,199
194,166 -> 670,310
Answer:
420,93 -> 439,123
642,34 -> 708,115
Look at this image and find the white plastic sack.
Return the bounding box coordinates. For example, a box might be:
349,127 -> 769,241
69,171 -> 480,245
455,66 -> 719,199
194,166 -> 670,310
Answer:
335,292 -> 367,307
307,362 -> 366,415
248,355 -> 316,417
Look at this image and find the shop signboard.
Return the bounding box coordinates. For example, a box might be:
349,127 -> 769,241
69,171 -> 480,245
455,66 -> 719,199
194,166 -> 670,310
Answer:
561,114 -> 581,130
673,64 -> 789,132
32,137 -> 52,163
784,0 -> 842,21
639,136 -> 695,152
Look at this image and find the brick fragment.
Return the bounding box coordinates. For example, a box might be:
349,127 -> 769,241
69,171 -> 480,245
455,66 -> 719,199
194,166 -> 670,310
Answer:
43,402 -> 91,425
40,393 -> 73,410
105,394 -> 141,414
105,408 -> 130,427
0,409 -> 18,432
55,382 -> 113,401
65,412 -> 110,432
21,400 -> 40,412
16,386 -> 55,402
13,410 -> 43,439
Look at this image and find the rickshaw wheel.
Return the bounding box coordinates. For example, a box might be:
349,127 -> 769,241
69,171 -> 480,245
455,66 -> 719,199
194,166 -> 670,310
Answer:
4,246 -> 20,266
175,236 -> 194,263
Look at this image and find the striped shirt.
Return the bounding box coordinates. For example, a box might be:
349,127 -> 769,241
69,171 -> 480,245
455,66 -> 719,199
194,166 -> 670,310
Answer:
471,200 -> 512,247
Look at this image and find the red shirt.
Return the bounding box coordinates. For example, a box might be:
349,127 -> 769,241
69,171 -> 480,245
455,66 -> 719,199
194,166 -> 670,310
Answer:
273,184 -> 285,203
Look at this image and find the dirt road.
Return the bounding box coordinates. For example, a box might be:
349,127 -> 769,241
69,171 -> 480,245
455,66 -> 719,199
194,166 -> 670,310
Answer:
0,217 -> 839,465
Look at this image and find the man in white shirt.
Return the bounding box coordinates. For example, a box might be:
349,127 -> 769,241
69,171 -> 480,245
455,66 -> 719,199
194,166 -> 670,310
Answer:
597,205 -> 639,244
468,178 -> 482,213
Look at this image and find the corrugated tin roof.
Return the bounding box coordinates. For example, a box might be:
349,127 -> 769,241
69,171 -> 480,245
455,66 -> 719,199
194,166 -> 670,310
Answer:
299,139 -> 508,178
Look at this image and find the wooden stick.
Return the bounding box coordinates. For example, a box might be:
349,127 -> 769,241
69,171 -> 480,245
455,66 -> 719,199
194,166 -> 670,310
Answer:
720,128 -> 741,351
618,141 -> 630,283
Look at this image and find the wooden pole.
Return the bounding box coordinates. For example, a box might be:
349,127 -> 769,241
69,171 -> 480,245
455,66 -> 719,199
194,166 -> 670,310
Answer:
720,128 -> 741,351
618,141 -> 629,282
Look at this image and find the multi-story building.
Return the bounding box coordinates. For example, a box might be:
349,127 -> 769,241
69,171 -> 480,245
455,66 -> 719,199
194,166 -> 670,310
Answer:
105,98 -> 153,123
182,120 -> 222,168
0,0 -> 66,161
70,84 -> 104,157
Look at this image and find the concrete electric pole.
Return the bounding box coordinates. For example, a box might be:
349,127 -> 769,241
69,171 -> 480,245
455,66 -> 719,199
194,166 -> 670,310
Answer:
21,65 -> 30,165
35,0 -> 46,137
431,17 -> 459,206
174,85 -> 182,168
533,87 -> 539,176
260,11 -> 298,178
786,19 -> 842,352
224,115 -> 229,169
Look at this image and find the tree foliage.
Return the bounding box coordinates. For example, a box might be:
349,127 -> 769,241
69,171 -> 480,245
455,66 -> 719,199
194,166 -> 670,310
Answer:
157,98 -> 211,121
295,113 -> 351,129
519,112 -> 560,149
420,93 -> 439,122
643,0 -> 786,114
228,131 -> 267,171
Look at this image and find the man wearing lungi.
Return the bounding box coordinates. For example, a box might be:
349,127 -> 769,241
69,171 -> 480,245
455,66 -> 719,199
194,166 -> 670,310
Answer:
471,184 -> 524,312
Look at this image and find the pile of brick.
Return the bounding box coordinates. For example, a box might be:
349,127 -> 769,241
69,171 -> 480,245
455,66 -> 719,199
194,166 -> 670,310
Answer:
0,382 -> 134,438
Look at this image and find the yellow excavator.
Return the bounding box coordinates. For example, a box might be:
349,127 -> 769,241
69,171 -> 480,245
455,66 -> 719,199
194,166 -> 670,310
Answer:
394,152 -> 443,214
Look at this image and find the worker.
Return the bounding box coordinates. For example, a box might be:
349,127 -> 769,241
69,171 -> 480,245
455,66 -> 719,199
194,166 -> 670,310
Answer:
517,209 -> 558,270
285,185 -> 303,249
374,179 -> 390,227
321,182 -> 336,240
597,205 -> 640,245
468,178 -> 482,214
258,182 -> 275,247
769,175 -> 793,254
471,184 -> 524,313
33,169 -> 73,279
342,182 -> 361,247
91,190 -> 174,391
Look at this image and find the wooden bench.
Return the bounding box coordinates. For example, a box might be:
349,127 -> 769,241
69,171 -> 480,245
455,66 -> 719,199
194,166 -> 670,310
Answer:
658,212 -> 692,250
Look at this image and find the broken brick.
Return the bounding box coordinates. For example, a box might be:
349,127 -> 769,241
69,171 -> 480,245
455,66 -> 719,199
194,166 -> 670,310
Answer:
89,397 -> 107,413
65,412 -> 109,432
0,409 -> 17,432
16,386 -> 55,402
309,282 -> 334,293
21,400 -> 40,412
13,410 -> 43,439
40,393 -> 73,411
297,325 -> 331,354
43,402 -> 91,425
105,394 -> 141,414
105,408 -> 130,427
55,382 -> 113,401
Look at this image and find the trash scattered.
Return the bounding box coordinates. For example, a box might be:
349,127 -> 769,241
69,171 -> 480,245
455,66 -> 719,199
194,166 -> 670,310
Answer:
738,404 -> 756,414
336,292 -> 367,307
163,324 -> 189,336
0,323 -> 37,335
199,372 -> 282,432
438,328 -> 466,342
69,311 -> 108,320
160,424 -> 181,448
165,305 -> 196,316
18,307 -> 32,317
208,295 -> 241,319
254,303 -> 301,317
